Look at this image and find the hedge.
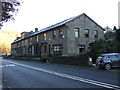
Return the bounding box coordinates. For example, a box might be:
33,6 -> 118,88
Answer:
50,54 -> 89,67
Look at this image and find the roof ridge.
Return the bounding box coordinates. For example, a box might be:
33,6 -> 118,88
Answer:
32,13 -> 85,36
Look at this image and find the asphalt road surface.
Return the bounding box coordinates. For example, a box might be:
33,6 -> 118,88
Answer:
1,57 -> 120,89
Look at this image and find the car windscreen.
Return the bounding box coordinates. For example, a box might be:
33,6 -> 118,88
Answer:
117,54 -> 120,59
97,56 -> 104,60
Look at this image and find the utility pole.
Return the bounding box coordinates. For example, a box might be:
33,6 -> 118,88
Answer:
118,1 -> 120,29
0,1 -> 2,30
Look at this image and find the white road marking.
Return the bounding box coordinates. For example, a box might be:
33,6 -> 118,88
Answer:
0,85 -> 2,89
3,60 -> 120,89
5,64 -> 15,67
4,80 -> 7,82
0,64 -> 15,68
0,66 -> 3,68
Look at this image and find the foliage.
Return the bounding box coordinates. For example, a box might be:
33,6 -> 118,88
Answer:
113,26 -> 117,30
40,54 -> 53,62
116,29 -> 120,42
0,30 -> 20,54
105,31 -> 116,40
115,29 -> 120,52
89,29 -> 120,63
88,39 -> 105,63
51,55 -> 89,67
104,26 -> 112,32
47,54 -> 53,58
94,39 -> 119,55
0,0 -> 22,28
93,39 -> 106,56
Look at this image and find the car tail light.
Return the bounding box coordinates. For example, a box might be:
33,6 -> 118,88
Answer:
98,60 -> 104,63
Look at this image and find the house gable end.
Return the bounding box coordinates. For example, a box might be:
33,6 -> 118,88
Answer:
84,14 -> 105,31
65,13 -> 105,31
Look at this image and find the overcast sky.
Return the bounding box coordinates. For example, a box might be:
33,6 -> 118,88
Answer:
1,0 -> 119,32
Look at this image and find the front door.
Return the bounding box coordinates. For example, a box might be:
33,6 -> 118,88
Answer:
39,45 -> 41,57
49,44 -> 51,54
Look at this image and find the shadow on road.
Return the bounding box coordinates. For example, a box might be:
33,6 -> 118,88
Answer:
95,67 -> 120,72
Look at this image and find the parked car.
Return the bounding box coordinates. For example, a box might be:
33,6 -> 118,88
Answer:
96,53 -> 120,70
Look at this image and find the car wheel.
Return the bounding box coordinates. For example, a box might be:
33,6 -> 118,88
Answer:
104,63 -> 112,70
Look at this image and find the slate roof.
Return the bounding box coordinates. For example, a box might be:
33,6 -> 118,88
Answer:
14,38 -> 22,42
13,13 -> 105,43
13,13 -> 81,43
30,13 -> 85,37
30,13 -> 105,37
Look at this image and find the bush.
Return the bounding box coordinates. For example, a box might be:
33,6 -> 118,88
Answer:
47,54 -> 53,58
51,54 -> 89,67
40,54 -> 53,62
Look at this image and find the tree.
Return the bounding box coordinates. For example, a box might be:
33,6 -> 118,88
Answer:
104,26 -> 112,32
113,26 -> 117,30
0,30 -> 20,54
116,29 -> 120,42
0,0 -> 23,29
89,29 -> 120,63
115,29 -> 120,52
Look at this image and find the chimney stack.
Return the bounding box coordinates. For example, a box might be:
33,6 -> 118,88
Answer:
30,31 -> 33,34
17,37 -> 21,40
35,28 -> 38,32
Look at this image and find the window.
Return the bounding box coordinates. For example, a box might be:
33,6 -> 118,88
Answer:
30,37 -> 32,44
53,30 -> 56,38
25,39 -> 27,46
85,29 -> 89,37
117,55 -> 120,59
109,55 -> 118,59
37,35 -> 39,42
79,45 -> 85,53
94,30 -> 98,38
43,33 -> 47,40
75,28 -> 79,37
59,29 -> 63,38
53,45 -> 62,55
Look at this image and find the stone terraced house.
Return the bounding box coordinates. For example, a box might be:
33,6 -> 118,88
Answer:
11,13 -> 104,57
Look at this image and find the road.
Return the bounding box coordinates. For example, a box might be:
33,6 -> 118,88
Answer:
1,57 -> 120,89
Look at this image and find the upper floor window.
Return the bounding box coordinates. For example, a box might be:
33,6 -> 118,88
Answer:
25,39 -> 27,45
59,29 -> 63,38
53,30 -> 56,38
43,33 -> 47,41
85,29 -> 89,37
30,37 -> 32,44
75,28 -> 79,37
94,30 -> 98,38
37,35 -> 39,42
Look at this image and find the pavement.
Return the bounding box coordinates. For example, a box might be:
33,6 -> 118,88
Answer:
1,58 -> 120,89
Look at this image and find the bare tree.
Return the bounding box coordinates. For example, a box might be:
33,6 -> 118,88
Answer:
0,0 -> 23,29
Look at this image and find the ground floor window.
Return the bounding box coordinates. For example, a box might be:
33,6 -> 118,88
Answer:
79,45 -> 85,53
53,45 -> 62,55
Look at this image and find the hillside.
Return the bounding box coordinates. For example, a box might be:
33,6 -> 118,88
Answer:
0,30 -> 20,54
